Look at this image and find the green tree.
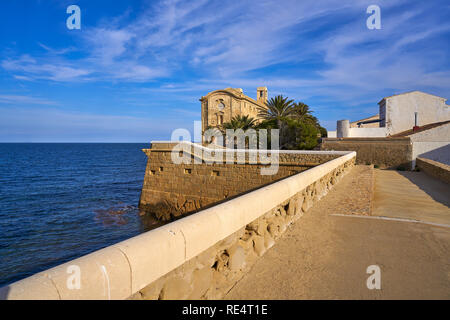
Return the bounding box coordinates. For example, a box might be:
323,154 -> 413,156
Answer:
318,125 -> 328,138
222,114 -> 257,131
208,96 -> 326,150
291,102 -> 317,125
257,95 -> 294,129
254,119 -> 277,149
282,119 -> 320,150
296,122 -> 321,150
257,95 -> 294,148
222,115 -> 257,148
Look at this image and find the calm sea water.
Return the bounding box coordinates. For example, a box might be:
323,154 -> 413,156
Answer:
0,143 -> 162,287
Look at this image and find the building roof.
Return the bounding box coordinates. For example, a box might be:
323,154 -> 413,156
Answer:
378,90 -> 447,105
350,114 -> 379,125
389,120 -> 450,137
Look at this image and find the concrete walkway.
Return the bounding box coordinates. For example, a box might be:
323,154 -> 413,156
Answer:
225,166 -> 450,299
372,169 -> 450,226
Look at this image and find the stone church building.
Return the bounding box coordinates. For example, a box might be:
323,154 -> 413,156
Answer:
200,87 -> 268,135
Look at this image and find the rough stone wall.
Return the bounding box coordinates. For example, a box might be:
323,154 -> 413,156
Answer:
139,145 -> 341,220
130,157 -> 355,300
416,157 -> 450,184
321,138 -> 412,169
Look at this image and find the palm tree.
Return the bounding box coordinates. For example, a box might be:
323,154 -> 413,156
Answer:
292,102 -> 317,125
257,95 -> 294,148
222,115 -> 257,148
257,95 -> 294,129
222,114 -> 257,131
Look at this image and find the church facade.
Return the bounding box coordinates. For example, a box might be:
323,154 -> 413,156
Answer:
200,87 -> 268,135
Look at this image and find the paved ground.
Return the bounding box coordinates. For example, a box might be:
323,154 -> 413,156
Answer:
225,166 -> 450,299
372,169 -> 450,226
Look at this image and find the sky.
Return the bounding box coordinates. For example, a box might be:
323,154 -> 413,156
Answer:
0,0 -> 449,142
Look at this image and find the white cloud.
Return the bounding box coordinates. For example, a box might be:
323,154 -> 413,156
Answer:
0,94 -> 58,106
2,55 -> 91,82
2,0 -> 449,107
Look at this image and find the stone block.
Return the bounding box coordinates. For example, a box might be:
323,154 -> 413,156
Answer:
227,245 -> 246,271
252,235 -> 266,256
188,267 -> 213,299
160,277 -> 192,300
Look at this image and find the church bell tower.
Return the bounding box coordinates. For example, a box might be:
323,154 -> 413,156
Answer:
257,87 -> 268,104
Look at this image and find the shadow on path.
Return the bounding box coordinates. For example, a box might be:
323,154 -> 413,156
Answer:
397,171 -> 449,207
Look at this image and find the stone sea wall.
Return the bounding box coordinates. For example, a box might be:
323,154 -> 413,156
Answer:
140,142 -> 343,220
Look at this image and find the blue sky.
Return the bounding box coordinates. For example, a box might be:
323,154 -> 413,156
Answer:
1,0 -> 449,142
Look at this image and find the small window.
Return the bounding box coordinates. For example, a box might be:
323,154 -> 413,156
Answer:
211,170 -> 220,176
150,170 -> 156,175
159,167 -> 164,172
218,102 -> 225,111
184,168 -> 192,174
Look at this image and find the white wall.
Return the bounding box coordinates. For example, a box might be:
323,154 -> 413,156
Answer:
385,91 -> 450,136
336,120 -> 388,138
412,142 -> 450,167
410,122 -> 450,167
327,131 -> 337,138
348,127 -> 388,138
333,91 -> 450,139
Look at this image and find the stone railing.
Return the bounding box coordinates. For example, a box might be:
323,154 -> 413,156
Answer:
416,157 -> 450,184
0,145 -> 356,300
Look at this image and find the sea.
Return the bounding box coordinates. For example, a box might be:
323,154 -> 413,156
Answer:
0,143 -> 163,287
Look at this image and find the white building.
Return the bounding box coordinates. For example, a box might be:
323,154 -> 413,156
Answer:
326,91 -> 450,167
328,91 -> 450,138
